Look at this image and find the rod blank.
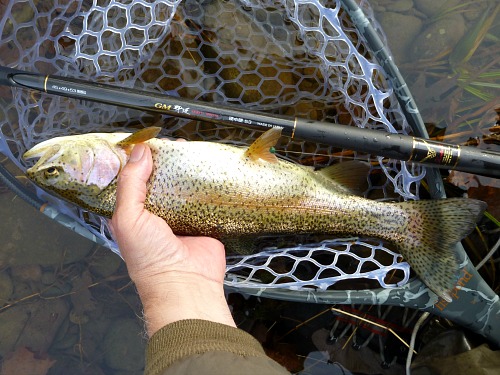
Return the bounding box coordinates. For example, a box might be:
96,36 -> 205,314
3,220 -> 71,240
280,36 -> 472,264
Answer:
1,65 -> 499,178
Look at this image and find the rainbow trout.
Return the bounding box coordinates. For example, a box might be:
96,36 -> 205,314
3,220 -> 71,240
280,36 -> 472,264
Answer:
23,127 -> 486,301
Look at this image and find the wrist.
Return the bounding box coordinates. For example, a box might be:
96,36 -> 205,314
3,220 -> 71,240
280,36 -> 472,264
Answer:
134,272 -> 235,336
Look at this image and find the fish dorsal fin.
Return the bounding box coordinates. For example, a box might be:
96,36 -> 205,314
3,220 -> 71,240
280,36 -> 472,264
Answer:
117,127 -> 162,146
244,127 -> 282,163
319,160 -> 371,195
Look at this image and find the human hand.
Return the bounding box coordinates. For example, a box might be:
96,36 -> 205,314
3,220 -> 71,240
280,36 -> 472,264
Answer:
109,143 -> 235,335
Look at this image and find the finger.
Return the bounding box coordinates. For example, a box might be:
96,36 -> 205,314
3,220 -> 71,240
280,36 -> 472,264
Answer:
113,143 -> 153,224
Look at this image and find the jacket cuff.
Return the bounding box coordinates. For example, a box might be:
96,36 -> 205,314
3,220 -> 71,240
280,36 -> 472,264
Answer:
145,319 -> 266,375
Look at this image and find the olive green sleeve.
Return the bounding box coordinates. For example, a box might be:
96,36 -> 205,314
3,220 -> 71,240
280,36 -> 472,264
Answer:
145,319 -> 290,375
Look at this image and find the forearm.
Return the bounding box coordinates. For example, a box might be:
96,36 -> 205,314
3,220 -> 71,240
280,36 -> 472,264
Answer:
134,272 -> 236,337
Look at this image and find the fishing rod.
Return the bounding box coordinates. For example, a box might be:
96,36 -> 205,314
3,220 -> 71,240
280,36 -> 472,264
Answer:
1,65 -> 499,178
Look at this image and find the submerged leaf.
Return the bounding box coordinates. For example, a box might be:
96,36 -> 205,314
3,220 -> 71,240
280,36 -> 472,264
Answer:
447,171 -> 500,219
1,347 -> 55,375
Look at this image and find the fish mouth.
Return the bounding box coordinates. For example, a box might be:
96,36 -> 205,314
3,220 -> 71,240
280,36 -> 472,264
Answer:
23,141 -> 62,171
23,147 -> 45,160
23,138 -> 61,160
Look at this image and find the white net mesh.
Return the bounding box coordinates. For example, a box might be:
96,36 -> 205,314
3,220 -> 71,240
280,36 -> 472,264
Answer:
0,0 -> 425,296
225,239 -> 410,291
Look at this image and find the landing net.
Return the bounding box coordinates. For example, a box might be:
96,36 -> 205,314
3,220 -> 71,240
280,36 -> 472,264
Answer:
0,0 -> 425,299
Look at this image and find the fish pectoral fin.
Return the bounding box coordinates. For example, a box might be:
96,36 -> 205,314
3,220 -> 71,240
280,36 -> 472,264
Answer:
117,127 -> 162,146
244,127 -> 282,163
318,160 -> 371,195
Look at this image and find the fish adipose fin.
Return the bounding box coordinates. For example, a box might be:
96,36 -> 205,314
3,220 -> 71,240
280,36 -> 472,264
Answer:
117,127 -> 162,146
396,198 -> 486,302
244,127 -> 282,163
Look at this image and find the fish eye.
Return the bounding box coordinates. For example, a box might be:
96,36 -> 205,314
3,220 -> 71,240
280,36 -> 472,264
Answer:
44,167 -> 60,178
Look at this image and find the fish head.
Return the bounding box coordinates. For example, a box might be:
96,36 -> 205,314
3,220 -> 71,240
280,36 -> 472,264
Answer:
23,133 -> 129,201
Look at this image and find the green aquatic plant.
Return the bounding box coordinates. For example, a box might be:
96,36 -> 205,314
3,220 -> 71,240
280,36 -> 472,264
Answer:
450,3 -> 500,108
448,3 -> 499,68
402,1 -> 499,130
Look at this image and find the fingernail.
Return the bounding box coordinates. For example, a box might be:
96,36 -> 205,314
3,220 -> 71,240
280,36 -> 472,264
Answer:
129,144 -> 145,163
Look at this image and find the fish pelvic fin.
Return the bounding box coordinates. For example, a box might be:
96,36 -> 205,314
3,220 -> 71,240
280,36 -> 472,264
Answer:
221,236 -> 258,255
395,198 -> 486,302
244,127 -> 282,163
117,127 -> 162,146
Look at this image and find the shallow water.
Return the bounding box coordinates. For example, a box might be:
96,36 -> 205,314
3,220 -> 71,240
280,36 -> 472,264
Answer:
0,185 -> 145,374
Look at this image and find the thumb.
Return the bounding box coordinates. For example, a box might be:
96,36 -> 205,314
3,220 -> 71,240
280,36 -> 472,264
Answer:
113,143 -> 153,223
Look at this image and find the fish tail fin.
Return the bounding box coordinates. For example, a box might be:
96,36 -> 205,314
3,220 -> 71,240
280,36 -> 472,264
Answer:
395,198 -> 486,302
